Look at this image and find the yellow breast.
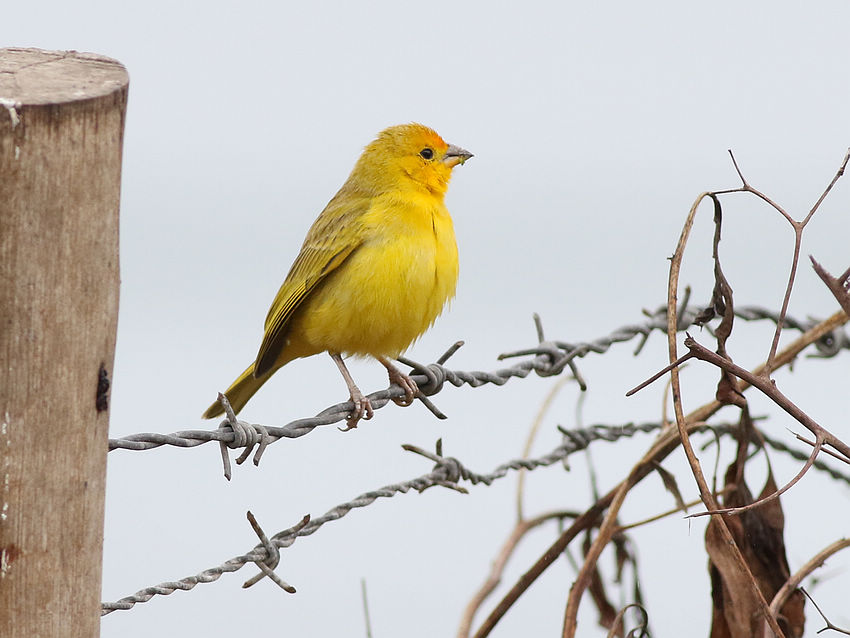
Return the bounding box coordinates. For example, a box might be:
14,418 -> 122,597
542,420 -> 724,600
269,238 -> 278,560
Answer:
292,190 -> 458,358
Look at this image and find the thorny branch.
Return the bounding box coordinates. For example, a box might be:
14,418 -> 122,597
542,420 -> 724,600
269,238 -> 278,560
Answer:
682,337 -> 850,463
598,149 -> 850,638
800,589 -> 850,636
767,538 -> 850,629
466,308 -> 847,638
562,190 -> 763,638
811,256 -> 850,317
483,149 -> 850,638
714,148 -> 850,377
456,509 -> 579,638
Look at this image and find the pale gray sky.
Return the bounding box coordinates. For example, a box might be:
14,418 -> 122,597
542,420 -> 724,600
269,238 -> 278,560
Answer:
7,1 -> 850,636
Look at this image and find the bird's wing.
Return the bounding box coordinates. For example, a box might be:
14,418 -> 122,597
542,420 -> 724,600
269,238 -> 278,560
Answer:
254,195 -> 368,376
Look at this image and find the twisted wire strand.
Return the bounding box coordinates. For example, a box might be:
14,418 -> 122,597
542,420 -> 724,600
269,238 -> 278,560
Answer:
101,418 -> 850,615
100,421 -> 657,615
107,305 -> 848,456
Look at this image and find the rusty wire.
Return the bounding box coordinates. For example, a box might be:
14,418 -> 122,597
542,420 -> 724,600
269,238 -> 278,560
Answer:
107,305 -> 848,465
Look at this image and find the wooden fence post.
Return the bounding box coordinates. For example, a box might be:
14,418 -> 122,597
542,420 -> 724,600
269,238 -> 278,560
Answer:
0,48 -> 128,637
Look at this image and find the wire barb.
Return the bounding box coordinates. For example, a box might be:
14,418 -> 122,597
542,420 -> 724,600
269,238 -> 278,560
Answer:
216,393 -> 271,480
402,440 -> 469,494
397,340 -> 465,419
498,314 -> 587,388
242,511 -> 308,592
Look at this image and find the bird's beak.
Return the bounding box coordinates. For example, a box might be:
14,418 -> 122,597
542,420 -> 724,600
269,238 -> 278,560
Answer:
443,144 -> 473,168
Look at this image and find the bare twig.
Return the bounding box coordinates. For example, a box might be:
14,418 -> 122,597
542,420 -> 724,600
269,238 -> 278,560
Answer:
714,151 -> 794,223
562,191 -> 785,638
793,432 -> 850,465
664,192 -> 785,637
802,147 -> 850,226
768,538 -> 850,622
471,493 -> 610,638
456,510 -> 578,638
683,336 -> 850,464
800,588 -> 850,636
517,378 -> 571,520
811,257 -> 850,317
633,308 -> 848,424
615,490 -> 731,533
687,433 -> 824,518
713,148 -> 850,376
606,603 -> 649,638
471,307 -> 847,638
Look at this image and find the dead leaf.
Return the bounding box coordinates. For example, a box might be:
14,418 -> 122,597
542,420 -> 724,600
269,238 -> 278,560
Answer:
707,459 -> 805,637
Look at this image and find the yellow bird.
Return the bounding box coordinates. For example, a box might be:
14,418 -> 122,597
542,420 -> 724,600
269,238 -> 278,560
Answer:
203,123 -> 472,429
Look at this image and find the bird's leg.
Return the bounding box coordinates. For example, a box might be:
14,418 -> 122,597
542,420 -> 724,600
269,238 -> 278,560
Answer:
377,356 -> 418,407
330,352 -> 373,431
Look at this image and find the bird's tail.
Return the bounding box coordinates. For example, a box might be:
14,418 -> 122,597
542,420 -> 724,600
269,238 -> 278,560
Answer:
202,362 -> 272,419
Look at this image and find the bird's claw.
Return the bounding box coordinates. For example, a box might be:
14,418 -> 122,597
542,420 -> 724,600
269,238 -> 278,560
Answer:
388,369 -> 418,407
339,393 -> 374,431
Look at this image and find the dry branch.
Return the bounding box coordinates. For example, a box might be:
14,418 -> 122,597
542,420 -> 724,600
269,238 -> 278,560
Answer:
811,257 -> 850,317
768,538 -> 850,629
470,307 -> 845,638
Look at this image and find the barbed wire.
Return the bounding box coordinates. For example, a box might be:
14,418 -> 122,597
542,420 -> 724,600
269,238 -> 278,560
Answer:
107,304 -> 848,468
101,415 -> 850,615
99,422 -> 675,615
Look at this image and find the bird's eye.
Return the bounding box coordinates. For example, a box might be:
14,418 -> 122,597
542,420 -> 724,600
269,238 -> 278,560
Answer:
419,148 -> 434,160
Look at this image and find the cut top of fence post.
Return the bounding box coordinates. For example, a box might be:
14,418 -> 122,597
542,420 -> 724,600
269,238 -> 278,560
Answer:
0,48 -> 128,106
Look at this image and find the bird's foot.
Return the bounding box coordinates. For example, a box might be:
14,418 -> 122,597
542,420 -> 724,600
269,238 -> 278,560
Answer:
386,366 -> 418,407
340,388 -> 374,431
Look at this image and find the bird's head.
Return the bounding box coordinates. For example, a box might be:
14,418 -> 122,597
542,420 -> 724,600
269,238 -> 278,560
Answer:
353,123 -> 472,197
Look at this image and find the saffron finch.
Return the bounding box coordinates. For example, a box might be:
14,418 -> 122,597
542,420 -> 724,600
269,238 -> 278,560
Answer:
202,123 -> 472,429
